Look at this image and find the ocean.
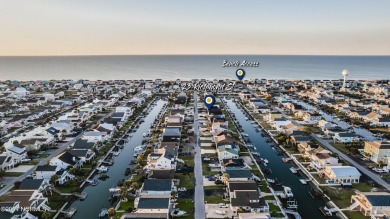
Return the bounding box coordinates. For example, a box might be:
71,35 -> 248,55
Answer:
0,55 -> 389,81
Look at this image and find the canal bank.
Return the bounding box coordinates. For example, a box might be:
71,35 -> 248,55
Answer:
64,99 -> 167,219
224,98 -> 337,219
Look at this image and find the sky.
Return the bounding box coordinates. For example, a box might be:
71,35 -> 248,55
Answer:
0,0 -> 390,56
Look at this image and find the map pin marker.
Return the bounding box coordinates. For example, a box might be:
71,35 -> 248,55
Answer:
204,95 -> 216,110
236,69 -> 245,81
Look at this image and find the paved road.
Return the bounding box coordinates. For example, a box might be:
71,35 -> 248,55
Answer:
193,92 -> 205,219
312,134 -> 390,191
0,105 -> 115,197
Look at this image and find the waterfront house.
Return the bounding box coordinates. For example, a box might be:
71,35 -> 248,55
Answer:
34,165 -> 60,180
322,166 -> 361,184
309,152 -> 340,170
18,179 -> 50,193
224,169 -> 253,181
162,127 -> 181,142
333,132 -> 359,143
221,158 -> 251,172
134,197 -> 170,216
230,190 -> 268,215
82,131 -> 108,143
49,151 -> 83,169
363,112 -> 381,122
217,144 -> 239,162
226,180 -> 259,198
147,169 -> 175,179
147,146 -> 177,170
3,190 -> 51,212
350,192 -> 390,217
140,179 -> 174,196
364,141 -> 390,164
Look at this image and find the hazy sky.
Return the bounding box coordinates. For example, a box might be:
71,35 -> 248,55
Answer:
1,0 -> 390,56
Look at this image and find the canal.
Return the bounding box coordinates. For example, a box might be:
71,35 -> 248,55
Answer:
68,99 -> 166,218
224,99 -> 337,219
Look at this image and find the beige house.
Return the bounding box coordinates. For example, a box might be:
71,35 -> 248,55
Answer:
322,166 -> 361,184
350,192 -> 390,217
364,141 -> 390,164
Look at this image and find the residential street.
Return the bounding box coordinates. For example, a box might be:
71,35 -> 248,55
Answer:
193,92 -> 206,219
312,134 -> 390,191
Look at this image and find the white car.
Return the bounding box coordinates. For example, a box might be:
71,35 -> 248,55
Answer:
218,203 -> 228,208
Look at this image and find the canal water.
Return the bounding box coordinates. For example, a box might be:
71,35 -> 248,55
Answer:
69,99 -> 166,218
225,99 -> 338,219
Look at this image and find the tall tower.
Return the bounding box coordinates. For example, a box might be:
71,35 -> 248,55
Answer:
341,69 -> 349,91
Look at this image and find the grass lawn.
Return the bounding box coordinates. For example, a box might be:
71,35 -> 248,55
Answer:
330,142 -> 350,155
259,181 -> 271,193
4,172 -> 24,177
204,196 -> 225,204
177,198 -> 195,219
47,194 -> 67,210
322,183 -> 374,208
343,211 -> 370,219
202,163 -> 220,176
268,203 -> 284,217
175,173 -> 195,189
179,155 -> 195,167
118,199 -> 134,212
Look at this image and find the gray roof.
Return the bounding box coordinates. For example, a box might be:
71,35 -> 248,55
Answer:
36,165 -> 57,172
143,179 -> 172,191
73,139 -> 95,150
226,169 -> 253,179
19,179 -> 44,190
163,127 -> 181,137
137,198 -> 170,209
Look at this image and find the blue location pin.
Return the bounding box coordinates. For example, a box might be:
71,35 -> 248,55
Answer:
204,95 -> 216,110
236,69 -> 245,80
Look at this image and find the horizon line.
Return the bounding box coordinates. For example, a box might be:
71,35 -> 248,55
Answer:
1,53 -> 390,57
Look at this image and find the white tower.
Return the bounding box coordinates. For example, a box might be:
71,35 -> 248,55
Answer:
341,69 -> 349,90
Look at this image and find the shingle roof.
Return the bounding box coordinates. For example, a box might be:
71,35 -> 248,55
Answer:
19,179 -> 44,190
36,165 -> 57,172
137,198 -> 170,209
143,179 -> 172,192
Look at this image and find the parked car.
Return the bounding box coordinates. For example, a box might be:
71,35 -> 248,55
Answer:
218,203 -> 228,208
214,180 -> 224,185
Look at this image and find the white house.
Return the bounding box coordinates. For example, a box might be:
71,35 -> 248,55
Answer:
322,166 -> 361,184
34,165 -> 60,180
140,179 -> 174,196
333,132 -> 359,143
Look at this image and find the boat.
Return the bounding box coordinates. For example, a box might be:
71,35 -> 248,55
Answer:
299,179 -> 307,185
91,179 -> 99,186
112,151 -> 120,156
251,152 -> 260,157
290,167 -> 299,174
171,210 -> 187,217
97,166 -> 108,173
266,178 -> 275,183
242,133 -> 249,137
283,186 -> 294,198
246,144 -> 254,149
282,158 -> 292,163
263,159 -> 269,164
98,208 -> 108,218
